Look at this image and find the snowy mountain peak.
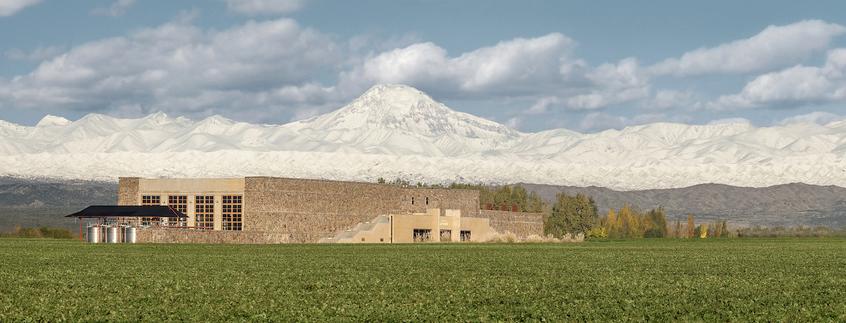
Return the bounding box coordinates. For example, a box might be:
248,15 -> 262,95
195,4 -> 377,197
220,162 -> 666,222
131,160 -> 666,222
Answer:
36,115 -> 71,127
303,84 -> 519,140
4,84 -> 846,189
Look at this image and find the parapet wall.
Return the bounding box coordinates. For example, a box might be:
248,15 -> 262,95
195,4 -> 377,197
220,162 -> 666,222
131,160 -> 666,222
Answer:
244,177 -> 480,243
471,210 -> 545,238
137,228 -> 290,244
117,177 -> 139,205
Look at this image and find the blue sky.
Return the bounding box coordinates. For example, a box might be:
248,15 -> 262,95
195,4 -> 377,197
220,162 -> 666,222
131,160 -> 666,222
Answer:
2,0 -> 846,132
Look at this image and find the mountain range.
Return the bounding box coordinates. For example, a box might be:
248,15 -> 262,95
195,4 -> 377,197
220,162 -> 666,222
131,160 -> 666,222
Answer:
1,84 -> 846,190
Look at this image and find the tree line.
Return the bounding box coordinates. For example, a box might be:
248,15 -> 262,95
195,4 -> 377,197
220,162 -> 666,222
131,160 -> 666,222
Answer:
544,192 -> 731,239
375,178 -> 745,239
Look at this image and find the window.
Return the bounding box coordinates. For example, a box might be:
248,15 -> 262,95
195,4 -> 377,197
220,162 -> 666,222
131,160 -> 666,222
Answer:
411,197 -> 415,205
440,229 -> 451,242
141,195 -> 161,226
168,195 -> 187,227
413,229 -> 431,242
460,230 -> 472,242
195,195 -> 214,230
425,197 -> 429,205
222,195 -> 242,231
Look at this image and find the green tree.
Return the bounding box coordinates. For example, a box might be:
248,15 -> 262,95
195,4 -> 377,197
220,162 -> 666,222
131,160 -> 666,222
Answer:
644,207 -> 668,238
545,193 -> 598,237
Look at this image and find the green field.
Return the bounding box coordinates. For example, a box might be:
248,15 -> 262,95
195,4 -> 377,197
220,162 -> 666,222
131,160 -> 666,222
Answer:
1,239 -> 844,321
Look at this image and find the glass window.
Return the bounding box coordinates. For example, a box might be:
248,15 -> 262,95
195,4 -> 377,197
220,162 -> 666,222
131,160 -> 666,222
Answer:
141,195 -> 161,226
413,229 -> 431,242
195,195 -> 214,230
460,230 -> 472,242
222,195 -> 242,231
167,195 -> 187,227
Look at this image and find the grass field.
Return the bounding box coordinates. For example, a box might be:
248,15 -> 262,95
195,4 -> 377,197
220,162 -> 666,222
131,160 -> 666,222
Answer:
0,238 -> 844,321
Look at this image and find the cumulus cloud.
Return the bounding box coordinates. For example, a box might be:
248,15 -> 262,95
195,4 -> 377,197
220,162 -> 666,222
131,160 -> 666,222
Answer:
4,46 -> 63,61
339,33 -> 588,96
341,34 -> 653,111
563,58 -> 650,110
643,90 -> 697,110
650,20 -> 846,76
779,111 -> 845,125
0,0 -> 40,16
712,49 -> 846,110
225,0 -> 305,15
90,0 -> 135,17
0,17 -> 343,122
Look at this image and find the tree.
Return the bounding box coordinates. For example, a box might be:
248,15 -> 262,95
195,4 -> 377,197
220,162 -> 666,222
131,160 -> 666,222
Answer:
545,193 -> 598,237
644,207 -> 668,238
605,209 -> 619,238
672,219 -> 682,238
618,205 -> 642,238
686,214 -> 696,239
721,220 -> 730,237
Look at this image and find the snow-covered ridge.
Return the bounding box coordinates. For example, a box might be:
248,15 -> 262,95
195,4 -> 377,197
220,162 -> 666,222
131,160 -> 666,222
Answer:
2,84 -> 846,190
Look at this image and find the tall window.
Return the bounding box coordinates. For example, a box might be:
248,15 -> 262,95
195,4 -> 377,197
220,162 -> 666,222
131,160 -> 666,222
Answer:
168,195 -> 187,227
222,195 -> 242,231
413,229 -> 431,242
195,195 -> 214,230
460,230 -> 472,242
141,195 -> 160,226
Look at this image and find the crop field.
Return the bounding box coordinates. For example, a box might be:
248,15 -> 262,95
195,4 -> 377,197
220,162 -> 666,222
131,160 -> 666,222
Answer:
0,238 -> 844,321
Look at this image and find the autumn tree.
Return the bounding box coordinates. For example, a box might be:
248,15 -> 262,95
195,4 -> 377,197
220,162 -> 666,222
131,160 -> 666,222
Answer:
686,214 -> 696,238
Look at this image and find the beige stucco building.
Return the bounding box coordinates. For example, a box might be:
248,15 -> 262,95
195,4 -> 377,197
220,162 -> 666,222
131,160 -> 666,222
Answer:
117,177 -> 543,244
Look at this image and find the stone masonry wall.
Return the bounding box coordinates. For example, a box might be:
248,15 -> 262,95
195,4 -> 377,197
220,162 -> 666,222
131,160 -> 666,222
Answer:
137,228 -> 290,244
471,210 -> 545,238
244,177 -> 480,243
117,177 -> 139,205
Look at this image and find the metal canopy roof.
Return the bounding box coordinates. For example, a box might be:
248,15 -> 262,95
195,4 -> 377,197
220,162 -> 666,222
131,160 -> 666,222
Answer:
65,205 -> 187,218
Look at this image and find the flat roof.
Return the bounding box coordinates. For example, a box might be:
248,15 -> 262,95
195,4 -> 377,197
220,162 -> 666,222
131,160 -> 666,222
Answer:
65,206 -> 186,218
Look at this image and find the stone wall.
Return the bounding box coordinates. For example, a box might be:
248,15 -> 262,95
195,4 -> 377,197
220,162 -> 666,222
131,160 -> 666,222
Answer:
117,177 -> 139,205
471,210 -> 545,237
244,177 -> 480,242
137,228 -> 290,244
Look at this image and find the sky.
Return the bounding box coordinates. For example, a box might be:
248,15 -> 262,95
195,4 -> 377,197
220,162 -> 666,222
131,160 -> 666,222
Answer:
1,0 -> 846,132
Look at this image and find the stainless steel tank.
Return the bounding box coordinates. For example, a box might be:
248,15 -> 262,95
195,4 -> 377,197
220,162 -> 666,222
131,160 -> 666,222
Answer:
106,226 -> 119,243
87,225 -> 100,243
124,227 -> 137,244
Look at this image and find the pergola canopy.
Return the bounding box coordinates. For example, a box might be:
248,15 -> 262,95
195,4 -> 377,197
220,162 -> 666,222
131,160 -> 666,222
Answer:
65,206 -> 186,218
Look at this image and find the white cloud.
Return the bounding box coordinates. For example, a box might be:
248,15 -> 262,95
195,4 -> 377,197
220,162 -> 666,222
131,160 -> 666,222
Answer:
712,49 -> 846,110
564,58 -> 650,110
779,111 -> 845,125
0,18 -> 343,122
644,90 -> 696,110
339,33 -> 586,96
225,0 -> 305,15
342,34 -> 652,111
91,0 -> 136,17
4,46 -> 63,61
0,0 -> 40,16
650,20 -> 846,76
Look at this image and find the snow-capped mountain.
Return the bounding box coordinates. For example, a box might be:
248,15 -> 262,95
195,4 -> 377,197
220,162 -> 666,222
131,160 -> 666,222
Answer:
1,84 -> 845,190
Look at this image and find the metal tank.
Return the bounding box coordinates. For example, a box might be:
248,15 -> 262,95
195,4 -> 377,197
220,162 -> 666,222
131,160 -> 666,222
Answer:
87,225 -> 100,243
124,227 -> 137,244
106,226 -> 119,243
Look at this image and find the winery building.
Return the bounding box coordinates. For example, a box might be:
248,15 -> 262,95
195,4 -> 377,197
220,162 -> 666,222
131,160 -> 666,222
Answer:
108,177 -> 543,244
